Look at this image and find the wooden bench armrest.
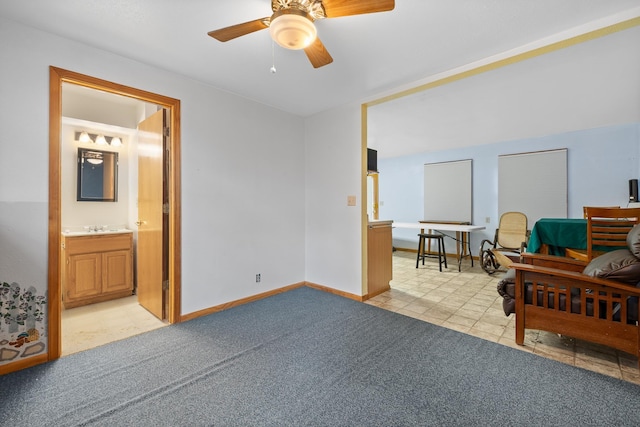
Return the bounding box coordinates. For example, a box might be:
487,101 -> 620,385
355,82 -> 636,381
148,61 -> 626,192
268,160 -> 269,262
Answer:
519,252 -> 587,272
510,262 -> 640,295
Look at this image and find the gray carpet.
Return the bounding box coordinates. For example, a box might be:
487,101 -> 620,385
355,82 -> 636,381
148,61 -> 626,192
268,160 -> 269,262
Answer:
2,286 -> 640,426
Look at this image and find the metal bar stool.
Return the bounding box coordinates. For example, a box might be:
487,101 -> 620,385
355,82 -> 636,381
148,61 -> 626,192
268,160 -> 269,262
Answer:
416,233 -> 447,271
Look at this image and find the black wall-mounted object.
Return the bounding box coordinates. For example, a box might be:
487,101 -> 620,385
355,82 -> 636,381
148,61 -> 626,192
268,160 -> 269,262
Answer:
630,179 -> 638,202
367,148 -> 378,173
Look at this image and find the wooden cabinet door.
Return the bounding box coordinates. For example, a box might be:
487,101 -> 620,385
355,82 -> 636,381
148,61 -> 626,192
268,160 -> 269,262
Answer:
63,233 -> 133,308
367,224 -> 393,297
67,253 -> 102,301
102,250 -> 132,294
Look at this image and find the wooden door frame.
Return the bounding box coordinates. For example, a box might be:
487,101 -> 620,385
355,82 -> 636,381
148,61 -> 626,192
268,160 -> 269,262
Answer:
48,66 -> 182,360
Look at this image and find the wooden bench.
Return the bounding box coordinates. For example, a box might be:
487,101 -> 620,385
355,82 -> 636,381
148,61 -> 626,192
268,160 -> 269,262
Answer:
510,252 -> 640,367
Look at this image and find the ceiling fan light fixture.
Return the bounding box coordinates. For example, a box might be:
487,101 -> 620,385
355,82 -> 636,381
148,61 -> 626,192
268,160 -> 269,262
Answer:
269,10 -> 317,50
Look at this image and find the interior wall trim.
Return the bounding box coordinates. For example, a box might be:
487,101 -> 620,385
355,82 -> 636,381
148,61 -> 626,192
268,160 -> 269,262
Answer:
45,66 -> 182,369
180,282 -> 363,323
365,16 -> 640,109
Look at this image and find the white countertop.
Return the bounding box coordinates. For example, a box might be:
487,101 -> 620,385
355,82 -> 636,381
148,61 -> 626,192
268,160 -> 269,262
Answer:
393,222 -> 485,232
368,219 -> 394,227
62,228 -> 133,237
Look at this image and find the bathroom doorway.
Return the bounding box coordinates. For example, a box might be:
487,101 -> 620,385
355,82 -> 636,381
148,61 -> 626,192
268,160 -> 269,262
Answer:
48,67 -> 182,361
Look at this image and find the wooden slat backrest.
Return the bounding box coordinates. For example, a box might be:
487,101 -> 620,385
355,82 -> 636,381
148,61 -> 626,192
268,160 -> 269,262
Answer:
584,207 -> 640,260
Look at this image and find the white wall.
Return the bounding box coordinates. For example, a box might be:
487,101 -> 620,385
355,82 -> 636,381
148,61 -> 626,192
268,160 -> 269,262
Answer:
380,123 -> 640,252
304,104 -> 363,295
180,89 -> 306,311
0,16 -> 306,365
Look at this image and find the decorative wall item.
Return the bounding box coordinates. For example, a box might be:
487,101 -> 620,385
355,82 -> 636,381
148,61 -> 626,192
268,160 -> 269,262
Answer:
0,281 -> 47,363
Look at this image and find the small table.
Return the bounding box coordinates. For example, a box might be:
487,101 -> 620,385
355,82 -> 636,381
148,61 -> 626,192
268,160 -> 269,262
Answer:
393,222 -> 486,271
527,218 -> 587,256
420,220 -> 472,270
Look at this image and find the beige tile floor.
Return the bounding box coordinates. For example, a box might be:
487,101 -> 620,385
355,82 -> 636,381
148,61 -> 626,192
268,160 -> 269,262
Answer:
365,250 -> 640,385
61,295 -> 167,356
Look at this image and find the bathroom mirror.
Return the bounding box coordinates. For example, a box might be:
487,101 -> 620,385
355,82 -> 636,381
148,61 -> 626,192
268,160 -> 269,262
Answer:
77,148 -> 118,202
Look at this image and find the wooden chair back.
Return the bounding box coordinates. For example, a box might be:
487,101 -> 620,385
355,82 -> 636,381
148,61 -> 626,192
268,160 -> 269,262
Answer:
584,206 -> 640,260
582,205 -> 618,218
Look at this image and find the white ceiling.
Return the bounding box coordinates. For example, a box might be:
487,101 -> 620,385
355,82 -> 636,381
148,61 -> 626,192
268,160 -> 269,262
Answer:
2,0 -> 639,157
368,22 -> 640,157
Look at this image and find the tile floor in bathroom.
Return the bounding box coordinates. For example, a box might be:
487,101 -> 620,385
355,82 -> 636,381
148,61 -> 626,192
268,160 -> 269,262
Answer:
61,295 -> 167,356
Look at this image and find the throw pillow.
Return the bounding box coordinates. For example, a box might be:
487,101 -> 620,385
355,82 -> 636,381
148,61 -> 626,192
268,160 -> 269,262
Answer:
582,248 -> 640,285
627,223 -> 640,258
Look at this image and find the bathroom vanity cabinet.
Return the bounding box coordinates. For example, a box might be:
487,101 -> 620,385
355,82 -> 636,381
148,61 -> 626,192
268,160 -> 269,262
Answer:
62,232 -> 133,308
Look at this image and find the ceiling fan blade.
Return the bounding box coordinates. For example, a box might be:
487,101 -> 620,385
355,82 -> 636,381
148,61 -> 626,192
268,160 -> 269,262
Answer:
208,18 -> 269,42
321,0 -> 394,18
304,37 -> 333,68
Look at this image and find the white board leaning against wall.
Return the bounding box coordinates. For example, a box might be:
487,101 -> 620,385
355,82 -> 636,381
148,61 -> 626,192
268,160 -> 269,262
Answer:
498,149 -> 567,225
423,159 -> 472,223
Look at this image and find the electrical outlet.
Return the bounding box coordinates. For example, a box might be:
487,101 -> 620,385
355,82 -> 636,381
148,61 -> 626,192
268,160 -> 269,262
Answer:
256,273 -> 261,283
485,217 -> 490,224
347,195 -> 356,206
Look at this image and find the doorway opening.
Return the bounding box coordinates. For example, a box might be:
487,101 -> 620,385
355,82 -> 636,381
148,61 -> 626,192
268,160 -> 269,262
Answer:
48,67 -> 182,360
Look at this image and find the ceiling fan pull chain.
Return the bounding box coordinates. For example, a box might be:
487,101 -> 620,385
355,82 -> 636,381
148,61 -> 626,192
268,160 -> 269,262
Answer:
270,41 -> 277,74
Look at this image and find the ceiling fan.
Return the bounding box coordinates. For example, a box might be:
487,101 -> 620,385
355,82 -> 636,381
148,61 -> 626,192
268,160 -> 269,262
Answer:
208,0 -> 395,68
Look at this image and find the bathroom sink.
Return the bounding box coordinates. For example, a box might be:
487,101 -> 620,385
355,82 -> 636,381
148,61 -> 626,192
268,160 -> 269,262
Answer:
62,228 -> 132,236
